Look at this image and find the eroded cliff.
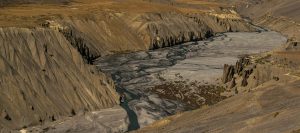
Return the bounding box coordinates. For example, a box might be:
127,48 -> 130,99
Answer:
53,11 -> 254,56
0,27 -> 119,130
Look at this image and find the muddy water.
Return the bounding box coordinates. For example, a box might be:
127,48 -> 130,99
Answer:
94,31 -> 287,130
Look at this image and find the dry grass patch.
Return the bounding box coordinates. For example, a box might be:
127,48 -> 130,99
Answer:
150,76 -> 227,109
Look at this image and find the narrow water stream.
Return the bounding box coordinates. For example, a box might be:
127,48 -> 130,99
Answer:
117,87 -> 140,131
95,31 -> 287,131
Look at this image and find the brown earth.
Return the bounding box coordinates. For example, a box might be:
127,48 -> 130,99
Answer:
135,51 -> 300,133
150,78 -> 226,109
0,0 -> 257,131
1,0 -> 299,132
234,0 -> 300,40
134,0 -> 300,132
136,77 -> 300,133
0,28 -> 119,131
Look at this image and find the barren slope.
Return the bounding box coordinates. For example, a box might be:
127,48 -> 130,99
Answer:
0,27 -> 118,131
234,0 -> 300,40
136,77 -> 300,133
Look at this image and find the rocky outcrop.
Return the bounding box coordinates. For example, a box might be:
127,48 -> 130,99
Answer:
229,77 -> 236,89
222,57 -> 254,87
235,57 -> 251,75
0,27 -> 119,130
241,69 -> 253,87
284,38 -> 300,51
223,54 -> 252,85
222,64 -> 235,83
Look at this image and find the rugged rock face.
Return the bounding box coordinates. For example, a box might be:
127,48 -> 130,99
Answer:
229,77 -> 236,89
0,27 -> 118,130
221,53 -> 291,93
223,56 -> 255,87
241,68 -> 253,87
60,15 -> 146,57
124,12 -> 255,50
222,64 -> 235,83
235,57 -> 251,75
40,11 -> 255,59
220,56 -> 255,92
284,38 -> 300,51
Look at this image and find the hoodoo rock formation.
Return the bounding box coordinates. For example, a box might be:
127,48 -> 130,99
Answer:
222,57 -> 255,88
222,64 -> 235,83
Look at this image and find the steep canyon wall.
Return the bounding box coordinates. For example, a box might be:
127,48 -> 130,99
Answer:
0,28 -> 119,130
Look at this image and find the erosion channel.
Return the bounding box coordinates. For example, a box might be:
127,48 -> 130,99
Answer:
94,31 -> 287,131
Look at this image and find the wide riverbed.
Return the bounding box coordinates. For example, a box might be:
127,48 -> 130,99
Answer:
95,31 -> 287,130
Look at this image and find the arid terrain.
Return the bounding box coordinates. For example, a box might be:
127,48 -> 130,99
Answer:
134,0 -> 300,133
0,0 -> 299,133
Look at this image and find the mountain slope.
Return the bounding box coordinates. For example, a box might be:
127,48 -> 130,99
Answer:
136,78 -> 300,133
0,27 -> 118,130
234,0 -> 300,40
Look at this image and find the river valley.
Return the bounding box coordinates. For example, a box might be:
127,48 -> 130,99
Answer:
1,0 -> 299,132
95,31 -> 287,131
20,30 -> 287,133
